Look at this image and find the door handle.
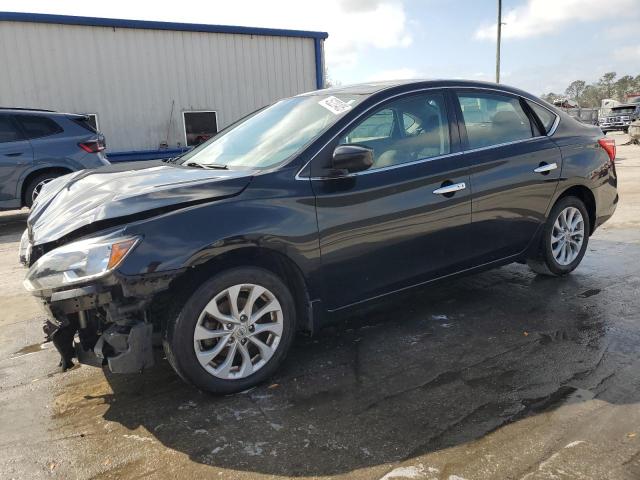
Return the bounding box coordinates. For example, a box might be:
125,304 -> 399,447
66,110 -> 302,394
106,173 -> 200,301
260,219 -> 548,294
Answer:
433,182 -> 466,195
5,152 -> 23,157
533,162 -> 558,174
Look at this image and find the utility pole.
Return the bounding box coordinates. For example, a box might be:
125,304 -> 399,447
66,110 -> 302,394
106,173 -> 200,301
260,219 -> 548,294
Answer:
496,0 -> 502,83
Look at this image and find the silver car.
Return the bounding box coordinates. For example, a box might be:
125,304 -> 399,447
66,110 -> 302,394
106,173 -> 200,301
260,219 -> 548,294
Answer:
0,108 -> 109,209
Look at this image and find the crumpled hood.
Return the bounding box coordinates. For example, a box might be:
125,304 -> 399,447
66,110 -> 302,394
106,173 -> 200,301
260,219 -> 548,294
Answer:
28,161 -> 253,245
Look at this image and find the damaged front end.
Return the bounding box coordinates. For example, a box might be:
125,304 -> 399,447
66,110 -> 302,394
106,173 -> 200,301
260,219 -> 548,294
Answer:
23,229 -> 176,373
42,285 -> 155,373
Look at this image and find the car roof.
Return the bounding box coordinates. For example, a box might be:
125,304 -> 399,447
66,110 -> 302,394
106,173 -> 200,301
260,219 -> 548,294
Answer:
0,107 -> 56,113
0,108 -> 87,118
300,79 -> 544,101
310,80 -> 419,95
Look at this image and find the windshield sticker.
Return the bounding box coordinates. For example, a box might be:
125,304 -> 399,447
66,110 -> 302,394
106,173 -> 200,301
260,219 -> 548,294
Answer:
318,96 -> 352,115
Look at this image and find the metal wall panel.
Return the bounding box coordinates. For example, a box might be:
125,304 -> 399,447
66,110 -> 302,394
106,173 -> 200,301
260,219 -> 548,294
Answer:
0,21 -> 318,152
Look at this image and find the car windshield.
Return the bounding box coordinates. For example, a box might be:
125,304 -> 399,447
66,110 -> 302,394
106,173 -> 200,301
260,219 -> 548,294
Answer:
179,93 -> 366,169
611,106 -> 635,113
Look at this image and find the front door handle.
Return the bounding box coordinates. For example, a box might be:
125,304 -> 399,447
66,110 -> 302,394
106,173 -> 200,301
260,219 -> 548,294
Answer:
533,162 -> 558,174
433,182 -> 466,195
5,152 -> 23,157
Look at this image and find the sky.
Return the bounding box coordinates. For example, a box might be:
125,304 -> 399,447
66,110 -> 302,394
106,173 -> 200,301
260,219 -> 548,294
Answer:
1,0 -> 639,95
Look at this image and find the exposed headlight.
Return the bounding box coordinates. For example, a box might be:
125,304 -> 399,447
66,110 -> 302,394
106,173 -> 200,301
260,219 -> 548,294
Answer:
18,229 -> 31,265
24,232 -> 140,292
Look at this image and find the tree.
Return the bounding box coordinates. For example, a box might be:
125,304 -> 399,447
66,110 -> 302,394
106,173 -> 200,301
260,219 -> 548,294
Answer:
541,72 -> 639,108
541,92 -> 561,104
581,85 -> 605,108
598,72 -> 617,99
565,80 -> 587,106
615,75 -> 637,101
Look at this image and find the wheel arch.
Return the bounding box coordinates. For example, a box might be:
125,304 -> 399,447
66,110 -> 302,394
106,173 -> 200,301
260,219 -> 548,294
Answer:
20,166 -> 73,206
151,246 -> 315,335
554,184 -> 596,235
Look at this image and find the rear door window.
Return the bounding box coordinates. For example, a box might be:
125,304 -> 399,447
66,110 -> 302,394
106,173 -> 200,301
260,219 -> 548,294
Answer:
0,116 -> 24,143
457,92 -> 533,149
15,115 -> 63,139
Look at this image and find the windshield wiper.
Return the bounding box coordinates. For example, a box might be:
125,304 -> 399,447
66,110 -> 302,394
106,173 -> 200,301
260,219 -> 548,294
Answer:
184,162 -> 228,170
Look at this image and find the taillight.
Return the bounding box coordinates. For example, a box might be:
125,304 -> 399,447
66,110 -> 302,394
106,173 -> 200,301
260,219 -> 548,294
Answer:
598,138 -> 616,163
79,140 -> 105,153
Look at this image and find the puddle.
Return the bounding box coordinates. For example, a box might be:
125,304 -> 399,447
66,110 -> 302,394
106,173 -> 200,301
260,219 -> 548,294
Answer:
578,289 -> 601,298
521,386 -> 595,415
13,342 -> 48,357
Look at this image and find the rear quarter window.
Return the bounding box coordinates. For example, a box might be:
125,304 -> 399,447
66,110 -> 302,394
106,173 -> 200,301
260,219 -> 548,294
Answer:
70,115 -> 98,133
526,100 -> 557,134
15,115 -> 63,139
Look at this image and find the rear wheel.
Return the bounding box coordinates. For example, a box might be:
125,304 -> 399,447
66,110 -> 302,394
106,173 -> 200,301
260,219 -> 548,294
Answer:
164,267 -> 296,394
527,196 -> 590,276
24,172 -> 63,208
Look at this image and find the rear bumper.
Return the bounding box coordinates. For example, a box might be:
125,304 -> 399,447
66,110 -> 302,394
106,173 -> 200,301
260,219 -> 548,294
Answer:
595,194 -> 618,230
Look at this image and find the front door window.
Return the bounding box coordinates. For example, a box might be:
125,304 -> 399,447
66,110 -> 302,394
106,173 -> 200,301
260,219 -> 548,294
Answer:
340,92 -> 451,169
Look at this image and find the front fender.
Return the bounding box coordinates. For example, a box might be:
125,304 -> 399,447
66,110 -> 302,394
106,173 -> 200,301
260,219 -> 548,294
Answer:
117,168 -> 322,300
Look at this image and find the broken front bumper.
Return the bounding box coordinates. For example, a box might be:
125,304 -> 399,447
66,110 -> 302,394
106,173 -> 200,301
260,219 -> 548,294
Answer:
33,271 -> 179,374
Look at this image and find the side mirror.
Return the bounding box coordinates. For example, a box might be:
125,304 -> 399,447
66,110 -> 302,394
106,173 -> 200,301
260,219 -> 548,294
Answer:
331,145 -> 373,174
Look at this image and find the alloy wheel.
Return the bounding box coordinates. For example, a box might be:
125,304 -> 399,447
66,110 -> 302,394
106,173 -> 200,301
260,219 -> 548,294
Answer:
32,178 -> 54,202
551,206 -> 585,266
192,283 -> 283,380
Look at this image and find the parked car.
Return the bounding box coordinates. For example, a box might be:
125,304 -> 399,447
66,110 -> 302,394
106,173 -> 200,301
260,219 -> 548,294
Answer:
20,80 -> 618,394
599,102 -> 640,133
0,108 -> 108,209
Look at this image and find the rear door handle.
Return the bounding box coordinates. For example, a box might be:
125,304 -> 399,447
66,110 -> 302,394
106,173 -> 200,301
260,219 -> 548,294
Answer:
5,152 -> 23,157
533,162 -> 558,173
433,182 -> 466,195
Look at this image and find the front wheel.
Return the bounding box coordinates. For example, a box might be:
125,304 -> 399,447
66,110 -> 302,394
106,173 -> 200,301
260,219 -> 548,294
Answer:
164,267 -> 296,394
527,196 -> 590,276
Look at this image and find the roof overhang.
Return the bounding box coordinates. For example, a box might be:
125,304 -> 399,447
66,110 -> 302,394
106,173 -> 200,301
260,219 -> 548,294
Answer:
0,11 -> 329,40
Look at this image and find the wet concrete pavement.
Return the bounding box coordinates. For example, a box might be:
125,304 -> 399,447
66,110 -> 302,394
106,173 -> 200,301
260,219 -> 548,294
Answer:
1,132 -> 640,479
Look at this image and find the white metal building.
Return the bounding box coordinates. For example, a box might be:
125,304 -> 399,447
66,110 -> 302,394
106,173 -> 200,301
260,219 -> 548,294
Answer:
0,12 -> 327,161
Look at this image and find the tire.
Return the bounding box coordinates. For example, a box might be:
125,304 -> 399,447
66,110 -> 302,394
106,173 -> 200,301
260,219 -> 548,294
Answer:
163,267 -> 296,394
527,196 -> 590,276
24,172 -> 63,208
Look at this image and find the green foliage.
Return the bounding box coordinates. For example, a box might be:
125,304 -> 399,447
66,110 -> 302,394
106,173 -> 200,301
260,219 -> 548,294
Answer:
542,72 -> 640,108
541,92 -> 562,103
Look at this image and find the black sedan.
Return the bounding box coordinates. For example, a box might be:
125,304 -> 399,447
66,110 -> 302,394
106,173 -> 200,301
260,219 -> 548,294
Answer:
21,80 -> 618,394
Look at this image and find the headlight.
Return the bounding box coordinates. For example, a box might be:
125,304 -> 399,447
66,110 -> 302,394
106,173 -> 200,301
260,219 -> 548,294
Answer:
24,232 -> 140,292
18,229 -> 31,265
